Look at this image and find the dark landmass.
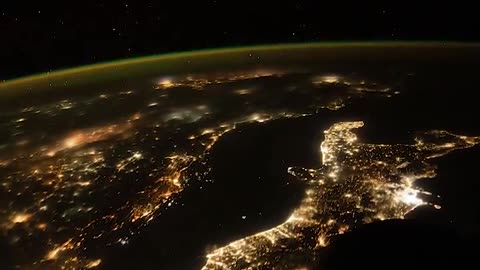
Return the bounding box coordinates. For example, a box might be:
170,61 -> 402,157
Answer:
321,219 -> 478,269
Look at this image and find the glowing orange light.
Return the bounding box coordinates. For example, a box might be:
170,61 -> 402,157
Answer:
11,213 -> 32,224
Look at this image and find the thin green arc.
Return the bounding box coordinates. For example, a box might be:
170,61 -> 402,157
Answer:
0,41 -> 477,90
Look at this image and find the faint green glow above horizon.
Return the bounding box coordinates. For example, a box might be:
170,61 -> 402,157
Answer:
1,41 -> 477,91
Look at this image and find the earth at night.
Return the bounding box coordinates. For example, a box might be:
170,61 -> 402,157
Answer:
0,43 -> 479,270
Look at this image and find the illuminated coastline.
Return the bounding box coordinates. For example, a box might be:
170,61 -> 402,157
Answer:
0,44 -> 478,269
202,122 -> 479,269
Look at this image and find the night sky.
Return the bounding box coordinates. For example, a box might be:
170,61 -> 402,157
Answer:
1,2 -> 478,80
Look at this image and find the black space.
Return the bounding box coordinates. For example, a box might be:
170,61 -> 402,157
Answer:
1,2 -> 479,80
